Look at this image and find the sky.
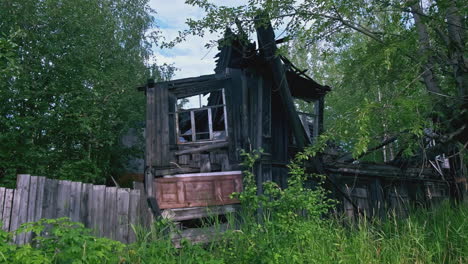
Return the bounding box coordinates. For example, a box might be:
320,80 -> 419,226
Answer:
148,0 -> 245,79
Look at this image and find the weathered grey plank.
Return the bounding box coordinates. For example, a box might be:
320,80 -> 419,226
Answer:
80,184 -> 91,228
56,180 -> 71,218
2,189 -> 14,231
162,204 -> 239,221
104,187 -> 117,239
116,188 -> 130,243
93,185 -> 106,237
128,189 -> 140,243
15,174 -> 32,244
133,182 -> 150,228
34,176 -> 46,221
88,185 -> 97,232
0,187 -> 5,220
24,176 -> 39,244
42,178 -> 58,220
69,181 -> 82,222
9,178 -> 22,234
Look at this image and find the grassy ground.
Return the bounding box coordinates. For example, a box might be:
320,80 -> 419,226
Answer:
1,201 -> 467,264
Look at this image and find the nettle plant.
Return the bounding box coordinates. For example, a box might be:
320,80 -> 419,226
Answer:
234,140 -> 335,228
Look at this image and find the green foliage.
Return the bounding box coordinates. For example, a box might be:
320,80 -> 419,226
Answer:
0,218 -> 124,263
179,0 -> 467,162
0,0 -> 174,187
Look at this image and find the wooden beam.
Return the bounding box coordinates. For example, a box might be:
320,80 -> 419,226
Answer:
174,142 -> 229,156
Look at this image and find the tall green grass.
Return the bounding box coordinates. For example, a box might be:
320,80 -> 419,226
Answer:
2,202 -> 466,263
2,148 -> 466,263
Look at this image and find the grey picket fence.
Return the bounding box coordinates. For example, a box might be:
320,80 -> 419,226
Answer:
0,174 -> 152,244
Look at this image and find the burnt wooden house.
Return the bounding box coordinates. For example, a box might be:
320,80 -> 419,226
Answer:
140,19 -> 465,222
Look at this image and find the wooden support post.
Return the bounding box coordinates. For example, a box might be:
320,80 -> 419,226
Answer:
145,82 -> 156,198
255,14 -> 310,148
369,178 -> 385,219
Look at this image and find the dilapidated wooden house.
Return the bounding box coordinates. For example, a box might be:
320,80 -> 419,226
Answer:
139,18 -> 465,223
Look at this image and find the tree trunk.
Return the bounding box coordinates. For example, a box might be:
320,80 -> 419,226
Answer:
410,1 -> 442,94
445,0 -> 467,99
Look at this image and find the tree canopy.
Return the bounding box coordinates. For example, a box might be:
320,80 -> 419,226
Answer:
0,0 -> 172,187
180,0 -> 467,161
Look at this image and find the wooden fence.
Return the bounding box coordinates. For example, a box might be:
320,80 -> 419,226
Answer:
0,174 -> 152,244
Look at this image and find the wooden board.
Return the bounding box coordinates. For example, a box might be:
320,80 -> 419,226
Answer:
155,171 -> 242,209
162,204 -> 239,221
42,178 -> 58,220
80,184 -> 91,227
13,174 -> 31,244
34,177 -> 46,221
2,189 -> 14,231
24,176 -> 38,243
104,187 -> 117,239
128,189 -> 140,243
69,181 -> 82,222
0,187 -> 5,220
56,180 -> 71,218
93,185 -> 106,236
116,188 -> 130,243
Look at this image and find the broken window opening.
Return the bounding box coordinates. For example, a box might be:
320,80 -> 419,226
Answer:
294,98 -> 319,141
176,89 -> 228,144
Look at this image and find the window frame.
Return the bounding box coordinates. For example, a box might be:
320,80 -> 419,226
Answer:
294,98 -> 319,142
174,88 -> 228,144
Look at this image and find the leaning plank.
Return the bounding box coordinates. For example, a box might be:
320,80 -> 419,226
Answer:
128,189 -> 140,243
24,176 -> 39,244
2,189 -> 14,231
116,188 -> 130,243
56,180 -> 71,218
0,187 -> 5,220
104,187 -> 117,239
69,181 -> 82,222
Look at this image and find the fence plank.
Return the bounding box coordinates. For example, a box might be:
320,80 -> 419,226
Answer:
11,174 -> 31,244
104,187 -> 117,239
2,189 -> 14,231
56,180 -> 72,218
69,182 -> 82,222
117,188 -> 130,243
134,182 -> 151,228
0,187 -> 5,220
91,185 -> 105,236
42,178 -> 58,220
96,185 -> 106,237
34,176 -> 46,221
24,176 -> 39,244
128,189 -> 140,243
80,184 -> 91,228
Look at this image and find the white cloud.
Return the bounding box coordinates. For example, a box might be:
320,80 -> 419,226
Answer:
148,0 -> 247,79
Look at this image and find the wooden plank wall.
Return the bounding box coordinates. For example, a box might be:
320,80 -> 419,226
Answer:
0,175 -> 151,245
